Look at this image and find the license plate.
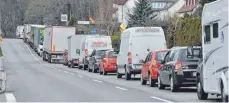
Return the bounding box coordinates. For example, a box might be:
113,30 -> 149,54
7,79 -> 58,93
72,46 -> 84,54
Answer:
192,72 -> 196,76
135,65 -> 142,69
73,60 -> 78,64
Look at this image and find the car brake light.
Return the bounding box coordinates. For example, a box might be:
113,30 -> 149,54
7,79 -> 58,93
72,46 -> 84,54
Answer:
175,61 -> 182,72
128,58 -> 132,64
85,49 -> 88,58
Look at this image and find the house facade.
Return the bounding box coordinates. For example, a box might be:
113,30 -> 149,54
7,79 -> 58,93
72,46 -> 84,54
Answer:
177,0 -> 200,17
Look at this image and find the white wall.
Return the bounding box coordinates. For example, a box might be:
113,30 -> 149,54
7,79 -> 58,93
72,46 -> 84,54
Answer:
157,0 -> 185,21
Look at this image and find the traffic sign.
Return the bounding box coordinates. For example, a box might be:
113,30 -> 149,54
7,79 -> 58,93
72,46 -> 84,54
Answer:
77,21 -> 90,25
120,23 -> 127,30
91,29 -> 97,34
61,14 -> 68,22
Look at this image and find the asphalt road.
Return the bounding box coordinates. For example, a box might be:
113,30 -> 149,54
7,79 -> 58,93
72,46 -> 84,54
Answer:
0,39 -> 221,102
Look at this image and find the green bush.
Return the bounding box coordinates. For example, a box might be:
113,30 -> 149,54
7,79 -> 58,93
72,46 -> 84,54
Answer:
175,18 -> 201,46
0,47 -> 3,56
111,35 -> 120,48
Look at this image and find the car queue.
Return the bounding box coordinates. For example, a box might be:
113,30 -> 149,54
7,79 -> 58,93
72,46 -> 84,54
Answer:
24,0 -> 227,102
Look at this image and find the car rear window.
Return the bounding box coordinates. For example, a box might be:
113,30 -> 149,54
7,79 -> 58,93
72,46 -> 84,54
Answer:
108,51 -> 118,58
156,51 -> 167,61
96,50 -> 106,57
179,49 -> 200,62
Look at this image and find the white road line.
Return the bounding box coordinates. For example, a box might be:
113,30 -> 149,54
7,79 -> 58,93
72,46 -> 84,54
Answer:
115,86 -> 127,91
150,96 -> 174,103
93,79 -> 102,83
68,72 -> 75,75
58,69 -> 63,72
5,93 -> 16,103
63,71 -> 69,74
78,75 -> 83,78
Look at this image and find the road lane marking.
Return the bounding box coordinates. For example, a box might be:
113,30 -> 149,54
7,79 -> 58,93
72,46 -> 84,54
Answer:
93,79 -> 102,83
150,96 -> 174,103
5,93 -> 16,103
69,72 -> 75,75
78,75 -> 83,78
115,86 -> 127,91
63,71 -> 69,74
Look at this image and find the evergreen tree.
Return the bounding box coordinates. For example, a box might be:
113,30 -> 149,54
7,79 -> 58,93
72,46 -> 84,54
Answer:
127,0 -> 157,27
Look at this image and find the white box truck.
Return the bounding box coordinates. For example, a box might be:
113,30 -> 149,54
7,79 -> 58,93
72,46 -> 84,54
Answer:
43,26 -> 75,63
23,24 -> 32,43
117,27 -> 167,80
191,0 -> 228,102
16,26 -> 24,39
68,35 -> 112,69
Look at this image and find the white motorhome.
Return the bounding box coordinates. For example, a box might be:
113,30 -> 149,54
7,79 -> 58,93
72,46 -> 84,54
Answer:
74,35 -> 112,69
195,0 -> 228,102
117,27 -> 167,80
43,26 -> 75,63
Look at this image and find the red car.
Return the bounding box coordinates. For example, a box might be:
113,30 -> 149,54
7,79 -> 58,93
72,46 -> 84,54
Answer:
99,51 -> 118,75
141,50 -> 168,87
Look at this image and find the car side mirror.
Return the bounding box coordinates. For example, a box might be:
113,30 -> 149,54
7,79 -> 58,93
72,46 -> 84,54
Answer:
187,46 -> 194,58
139,60 -> 145,64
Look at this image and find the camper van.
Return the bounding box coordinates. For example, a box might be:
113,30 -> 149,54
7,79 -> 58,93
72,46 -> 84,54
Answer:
188,0 -> 228,102
117,27 -> 167,80
69,35 -> 112,69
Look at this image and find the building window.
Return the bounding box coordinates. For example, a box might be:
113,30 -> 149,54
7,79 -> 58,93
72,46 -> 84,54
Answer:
189,0 -> 191,5
186,0 -> 188,6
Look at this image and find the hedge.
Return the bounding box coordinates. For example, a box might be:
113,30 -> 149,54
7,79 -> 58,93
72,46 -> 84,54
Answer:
111,35 -> 120,48
174,18 -> 202,46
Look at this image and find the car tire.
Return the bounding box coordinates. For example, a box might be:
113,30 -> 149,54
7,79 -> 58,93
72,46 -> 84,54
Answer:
149,73 -> 156,87
125,70 -> 131,80
221,83 -> 228,102
92,65 -> 97,73
158,76 -> 165,89
103,69 -> 107,75
88,65 -> 92,72
83,65 -> 87,70
48,54 -> 51,63
170,77 -> 179,92
70,62 -> 74,68
197,79 -> 208,100
141,74 -> 147,85
117,70 -> 122,79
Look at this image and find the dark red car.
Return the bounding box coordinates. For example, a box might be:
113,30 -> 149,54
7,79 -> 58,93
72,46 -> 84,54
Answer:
141,50 -> 168,87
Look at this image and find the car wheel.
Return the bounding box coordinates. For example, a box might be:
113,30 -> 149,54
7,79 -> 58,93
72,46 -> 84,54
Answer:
149,73 -> 156,87
116,69 -> 122,79
92,65 -> 97,73
125,70 -> 131,80
103,68 -> 107,75
70,62 -> 74,68
141,74 -> 147,85
88,65 -> 92,72
170,77 -> 179,92
197,79 -> 208,100
221,83 -> 228,102
158,76 -> 165,89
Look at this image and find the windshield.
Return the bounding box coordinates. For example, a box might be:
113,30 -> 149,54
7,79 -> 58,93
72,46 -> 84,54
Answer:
179,49 -> 200,62
156,51 -> 168,61
96,50 -> 106,57
108,51 -> 118,58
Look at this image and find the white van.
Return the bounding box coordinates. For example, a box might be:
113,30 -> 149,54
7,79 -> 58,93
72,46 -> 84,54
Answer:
195,0 -> 228,102
117,27 -> 167,80
76,35 -> 112,69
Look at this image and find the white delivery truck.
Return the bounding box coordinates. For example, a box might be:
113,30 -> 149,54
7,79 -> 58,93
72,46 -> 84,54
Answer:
67,35 -> 86,68
16,26 -> 24,39
192,0 -> 228,102
43,26 -> 75,63
117,27 -> 167,80
23,24 -> 32,43
69,35 -> 112,69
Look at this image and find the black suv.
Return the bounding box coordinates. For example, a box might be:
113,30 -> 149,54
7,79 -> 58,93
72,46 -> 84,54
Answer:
88,49 -> 107,73
158,47 -> 201,92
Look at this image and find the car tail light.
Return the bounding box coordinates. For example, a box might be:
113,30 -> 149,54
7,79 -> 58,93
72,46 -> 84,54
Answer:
85,49 -> 88,58
128,52 -> 132,57
175,61 -> 182,72
128,58 -> 132,64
